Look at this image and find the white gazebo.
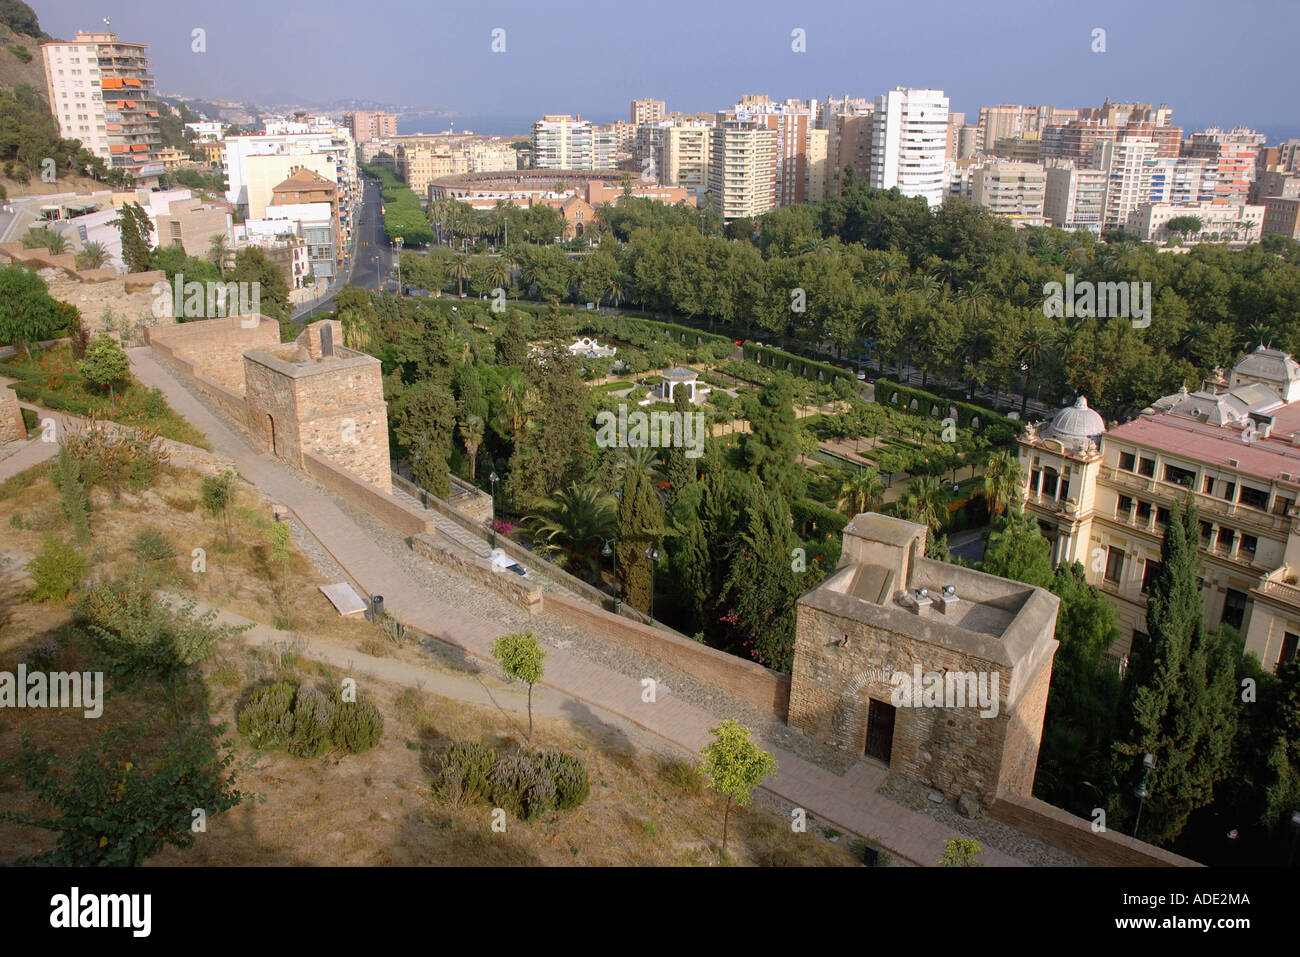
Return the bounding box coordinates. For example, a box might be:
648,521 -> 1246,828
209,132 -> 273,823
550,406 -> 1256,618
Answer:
661,366 -> 698,402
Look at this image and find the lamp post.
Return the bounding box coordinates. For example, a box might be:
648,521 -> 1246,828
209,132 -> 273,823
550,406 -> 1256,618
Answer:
601,538 -> 616,585
489,470 -> 499,525
1133,752 -> 1158,840
393,235 -> 404,293
1288,810 -> 1300,867
645,546 -> 661,619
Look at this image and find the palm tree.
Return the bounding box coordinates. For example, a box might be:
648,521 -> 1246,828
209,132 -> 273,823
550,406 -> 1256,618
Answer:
800,236 -> 831,255
494,372 -> 534,446
1017,325 -> 1053,415
450,254 -> 472,297
489,258 -> 510,292
897,475 -> 947,534
606,277 -> 624,308
457,414 -> 485,481
209,233 -> 229,277
45,232 -> 71,256
955,281 -> 991,322
340,309 -> 372,351
873,252 -> 905,291
526,482 -> 617,578
74,240 -> 109,270
836,468 -> 887,516
982,449 -> 1024,517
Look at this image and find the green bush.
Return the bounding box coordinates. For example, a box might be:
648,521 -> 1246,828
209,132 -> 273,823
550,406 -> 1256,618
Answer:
437,740 -> 497,805
490,752 -> 557,821
288,684 -> 337,758
237,680 -> 298,750
541,751 -> 589,810
331,691 -> 384,754
27,535 -> 86,603
20,407 -> 37,432
130,527 -> 175,563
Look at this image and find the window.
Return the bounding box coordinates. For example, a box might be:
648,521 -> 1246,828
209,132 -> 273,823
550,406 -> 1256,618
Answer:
1118,494 -> 1133,516
1104,546 -> 1124,584
1119,452 -> 1136,472
1241,534 -> 1258,559
1239,485 -> 1269,510
1200,521 -> 1213,547
1041,468 -> 1059,498
1221,588 -> 1247,630
1221,481 -> 1236,501
1164,464 -> 1195,487
1156,506 -> 1171,526
1136,501 -> 1152,523
1203,475 -> 1215,494
1141,560 -> 1162,594
1219,528 -> 1236,552
1138,457 -> 1156,478
1281,633 -> 1299,665
1273,496 -> 1293,516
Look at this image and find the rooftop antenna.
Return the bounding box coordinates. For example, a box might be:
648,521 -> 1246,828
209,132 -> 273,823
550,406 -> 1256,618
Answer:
103,16 -> 111,27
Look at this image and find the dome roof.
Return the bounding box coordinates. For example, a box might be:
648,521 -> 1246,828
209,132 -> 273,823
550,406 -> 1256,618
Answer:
1232,345 -> 1300,384
1047,396 -> 1106,451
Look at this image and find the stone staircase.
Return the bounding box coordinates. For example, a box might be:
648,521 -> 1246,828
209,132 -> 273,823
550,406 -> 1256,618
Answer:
390,484 -> 492,561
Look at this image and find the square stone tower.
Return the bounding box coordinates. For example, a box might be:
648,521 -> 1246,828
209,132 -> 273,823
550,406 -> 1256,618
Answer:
243,320 -> 392,493
788,513 -> 1060,800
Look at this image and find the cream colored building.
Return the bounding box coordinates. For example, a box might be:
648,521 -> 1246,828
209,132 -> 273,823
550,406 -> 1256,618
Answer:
970,160 -> 1046,227
806,128 -> 829,202
1044,160 -> 1106,232
1018,348 -> 1300,672
707,118 -> 777,220
658,121 -> 712,196
240,151 -> 340,221
1126,200 -> 1264,243
531,114 -> 594,170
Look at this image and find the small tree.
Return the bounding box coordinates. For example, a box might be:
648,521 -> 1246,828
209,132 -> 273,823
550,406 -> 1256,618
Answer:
700,718 -> 778,860
265,520 -> 291,589
940,837 -> 984,866
492,631 -> 545,740
78,334 -> 130,398
200,471 -> 235,548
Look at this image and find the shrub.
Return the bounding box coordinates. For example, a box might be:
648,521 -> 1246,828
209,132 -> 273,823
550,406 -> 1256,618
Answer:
288,684 -> 337,758
27,639 -> 62,671
331,691 -> 384,754
541,751 -> 589,810
130,527 -> 175,563
490,752 -> 557,821
662,757 -> 705,794
27,535 -> 86,603
236,680 -> 298,750
20,407 -> 37,432
437,740 -> 497,805
53,447 -> 90,544
62,421 -> 169,495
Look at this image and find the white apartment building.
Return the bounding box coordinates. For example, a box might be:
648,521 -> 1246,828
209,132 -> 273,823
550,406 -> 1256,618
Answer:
870,88 -> 949,208
184,121 -> 224,142
970,160 -> 1047,227
1044,160 -> 1106,233
41,31 -> 162,178
531,114 -> 594,170
223,130 -> 356,239
658,121 -> 713,197
592,125 -> 620,170
707,118 -> 777,221
1126,201 -> 1264,243
1096,137 -> 1160,230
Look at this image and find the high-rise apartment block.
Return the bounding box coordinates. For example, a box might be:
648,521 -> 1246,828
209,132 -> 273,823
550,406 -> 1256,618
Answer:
870,88 -> 949,208
1043,160 -> 1106,232
630,98 -> 666,126
970,160 -> 1047,227
42,31 -> 161,178
532,114 -> 594,170
658,121 -> 713,196
344,110 -> 398,142
977,104 -> 1078,153
1182,127 -> 1266,206
707,117 -> 777,220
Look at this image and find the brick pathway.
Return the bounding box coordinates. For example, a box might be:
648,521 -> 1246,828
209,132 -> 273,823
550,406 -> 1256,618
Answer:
126,346 -> 1029,866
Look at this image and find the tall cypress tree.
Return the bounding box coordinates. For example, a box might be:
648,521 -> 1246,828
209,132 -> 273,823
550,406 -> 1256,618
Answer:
741,377 -> 802,504
1109,497 -> 1238,844
662,387 -> 698,514
616,461 -> 666,614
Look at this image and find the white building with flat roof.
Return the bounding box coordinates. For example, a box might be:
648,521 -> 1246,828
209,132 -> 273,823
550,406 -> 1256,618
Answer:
870,88 -> 949,208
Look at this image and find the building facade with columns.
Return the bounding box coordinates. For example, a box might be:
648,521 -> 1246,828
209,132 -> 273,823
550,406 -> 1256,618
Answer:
1017,347 -> 1300,672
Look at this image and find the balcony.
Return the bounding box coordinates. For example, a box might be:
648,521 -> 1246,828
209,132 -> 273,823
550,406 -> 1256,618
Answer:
1258,566 -> 1300,608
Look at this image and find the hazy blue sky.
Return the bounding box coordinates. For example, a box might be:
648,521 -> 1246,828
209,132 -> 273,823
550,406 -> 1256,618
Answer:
34,0 -> 1300,137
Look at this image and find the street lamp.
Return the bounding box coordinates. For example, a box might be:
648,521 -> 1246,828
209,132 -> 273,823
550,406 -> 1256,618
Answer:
1288,810 -> 1300,867
645,546 -> 661,619
489,471 -> 499,526
1133,752 -> 1157,840
601,538 -> 616,585
393,236 -> 404,293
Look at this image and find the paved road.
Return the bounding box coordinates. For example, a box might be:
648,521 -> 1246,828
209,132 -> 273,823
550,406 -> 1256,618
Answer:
121,345 -> 1034,867
293,176 -> 388,322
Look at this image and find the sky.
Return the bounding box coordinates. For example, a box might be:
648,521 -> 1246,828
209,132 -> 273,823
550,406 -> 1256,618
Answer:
33,0 -> 1300,138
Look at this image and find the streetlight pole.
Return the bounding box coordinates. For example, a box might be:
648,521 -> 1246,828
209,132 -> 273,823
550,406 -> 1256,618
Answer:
1133,752 -> 1158,840
1288,810 -> 1300,867
489,471 -> 499,541
645,546 -> 661,620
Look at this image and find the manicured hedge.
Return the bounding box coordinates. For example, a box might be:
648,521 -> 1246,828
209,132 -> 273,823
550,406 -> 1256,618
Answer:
874,379 -> 1024,437
792,498 -> 849,538
742,342 -> 854,385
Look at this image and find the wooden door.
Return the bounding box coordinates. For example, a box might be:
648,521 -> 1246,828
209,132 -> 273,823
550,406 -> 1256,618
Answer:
865,698 -> 895,764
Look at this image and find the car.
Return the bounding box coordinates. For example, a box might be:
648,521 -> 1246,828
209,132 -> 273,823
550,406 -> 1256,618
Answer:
733,338 -> 744,346
857,371 -> 867,380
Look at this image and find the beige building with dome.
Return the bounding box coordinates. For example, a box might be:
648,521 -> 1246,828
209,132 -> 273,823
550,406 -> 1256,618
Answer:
1018,346 -> 1300,672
